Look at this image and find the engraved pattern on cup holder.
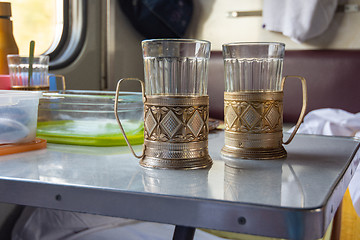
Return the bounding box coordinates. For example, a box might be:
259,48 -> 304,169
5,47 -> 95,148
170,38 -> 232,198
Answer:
224,91 -> 283,133
144,96 -> 209,142
222,91 -> 286,159
141,95 -> 212,169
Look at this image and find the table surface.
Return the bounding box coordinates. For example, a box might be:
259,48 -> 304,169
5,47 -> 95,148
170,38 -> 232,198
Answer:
0,130 -> 359,240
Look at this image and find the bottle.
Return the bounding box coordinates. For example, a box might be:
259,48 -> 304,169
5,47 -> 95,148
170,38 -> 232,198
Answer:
0,2 -> 18,75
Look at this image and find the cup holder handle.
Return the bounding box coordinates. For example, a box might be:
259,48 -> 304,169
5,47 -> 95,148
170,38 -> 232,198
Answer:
281,75 -> 307,145
114,78 -> 146,159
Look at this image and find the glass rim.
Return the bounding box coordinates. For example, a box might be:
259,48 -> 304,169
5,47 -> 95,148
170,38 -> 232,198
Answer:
222,42 -> 285,47
142,38 -> 211,45
6,54 -> 49,59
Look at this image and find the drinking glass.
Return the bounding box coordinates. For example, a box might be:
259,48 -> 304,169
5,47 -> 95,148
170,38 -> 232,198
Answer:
7,54 -> 49,91
115,39 -> 212,169
221,42 -> 307,162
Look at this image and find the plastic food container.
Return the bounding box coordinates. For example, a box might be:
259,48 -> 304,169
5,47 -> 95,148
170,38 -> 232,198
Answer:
37,90 -> 144,146
0,90 -> 42,144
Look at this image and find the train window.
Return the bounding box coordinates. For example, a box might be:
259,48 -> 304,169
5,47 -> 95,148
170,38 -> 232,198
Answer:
6,0 -> 86,70
6,0 -> 61,55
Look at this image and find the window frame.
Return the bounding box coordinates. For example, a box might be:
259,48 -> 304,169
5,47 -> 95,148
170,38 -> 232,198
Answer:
48,0 -> 87,70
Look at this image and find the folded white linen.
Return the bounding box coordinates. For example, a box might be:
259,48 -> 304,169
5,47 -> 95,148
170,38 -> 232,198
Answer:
290,108 -> 360,216
262,0 -> 338,42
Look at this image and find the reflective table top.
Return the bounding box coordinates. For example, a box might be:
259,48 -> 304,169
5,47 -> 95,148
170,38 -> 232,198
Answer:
0,130 -> 359,239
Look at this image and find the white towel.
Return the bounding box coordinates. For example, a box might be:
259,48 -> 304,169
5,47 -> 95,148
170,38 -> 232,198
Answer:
290,108 -> 360,216
262,0 -> 338,42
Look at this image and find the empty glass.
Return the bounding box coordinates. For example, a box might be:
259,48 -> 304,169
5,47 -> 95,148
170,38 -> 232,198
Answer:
142,39 -> 209,96
221,42 -> 307,162
224,42 -> 285,92
115,39 -> 212,169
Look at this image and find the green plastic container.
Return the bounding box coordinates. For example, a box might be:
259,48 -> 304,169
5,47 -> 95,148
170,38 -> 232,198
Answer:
37,90 -> 144,146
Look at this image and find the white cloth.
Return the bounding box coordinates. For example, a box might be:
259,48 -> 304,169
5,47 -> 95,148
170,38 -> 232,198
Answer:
12,207 -> 225,240
262,0 -> 338,42
291,108 -> 360,216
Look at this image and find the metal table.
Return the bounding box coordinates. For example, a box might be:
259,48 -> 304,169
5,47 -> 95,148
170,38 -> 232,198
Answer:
0,131 -> 359,240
